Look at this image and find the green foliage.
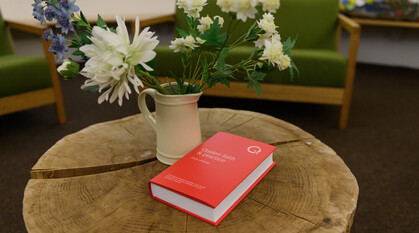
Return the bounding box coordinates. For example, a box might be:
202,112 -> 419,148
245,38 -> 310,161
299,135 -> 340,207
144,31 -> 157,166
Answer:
74,11 -> 90,29
247,71 -> 267,96
216,47 -> 229,71
198,18 -> 227,47
59,61 -> 80,80
96,15 -> 108,29
176,28 -> 188,38
282,36 -> 299,80
245,22 -> 261,42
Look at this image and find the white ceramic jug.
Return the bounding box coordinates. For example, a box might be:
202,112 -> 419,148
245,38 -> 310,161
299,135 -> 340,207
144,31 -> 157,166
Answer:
138,84 -> 202,165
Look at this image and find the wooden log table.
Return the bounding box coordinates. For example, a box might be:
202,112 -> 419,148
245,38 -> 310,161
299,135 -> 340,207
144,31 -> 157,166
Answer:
23,108 -> 359,233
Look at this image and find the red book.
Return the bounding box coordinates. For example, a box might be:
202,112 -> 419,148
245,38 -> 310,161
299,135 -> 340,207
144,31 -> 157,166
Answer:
148,132 -> 276,226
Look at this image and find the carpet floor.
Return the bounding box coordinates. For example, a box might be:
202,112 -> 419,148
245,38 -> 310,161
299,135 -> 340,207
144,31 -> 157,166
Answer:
0,64 -> 418,233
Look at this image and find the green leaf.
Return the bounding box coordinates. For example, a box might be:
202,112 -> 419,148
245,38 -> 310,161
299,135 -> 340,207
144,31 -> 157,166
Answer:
216,47 -> 229,71
198,17 -> 227,47
80,33 -> 92,45
109,27 -> 117,33
82,84 -> 101,93
76,20 -> 89,29
201,58 -> 209,82
97,14 -> 108,29
185,84 -> 201,94
247,71 -> 266,96
283,36 -> 297,55
176,28 -> 188,38
80,11 -> 88,24
250,71 -> 267,81
290,60 -> 299,80
69,39 -> 81,48
245,21 -> 261,42
72,50 -> 85,56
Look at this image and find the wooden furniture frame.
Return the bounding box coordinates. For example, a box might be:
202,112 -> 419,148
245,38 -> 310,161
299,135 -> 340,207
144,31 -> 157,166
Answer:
351,17 -> 419,29
148,14 -> 361,129
0,20 -> 66,123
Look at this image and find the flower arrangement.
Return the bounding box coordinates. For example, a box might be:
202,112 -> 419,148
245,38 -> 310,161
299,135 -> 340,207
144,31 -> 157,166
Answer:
32,0 -> 297,106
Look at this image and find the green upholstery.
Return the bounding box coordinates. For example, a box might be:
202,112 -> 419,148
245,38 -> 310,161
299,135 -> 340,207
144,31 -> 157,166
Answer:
0,55 -> 52,97
155,0 -> 347,88
0,11 -> 53,98
0,11 -> 14,55
155,46 -> 347,87
176,0 -> 339,50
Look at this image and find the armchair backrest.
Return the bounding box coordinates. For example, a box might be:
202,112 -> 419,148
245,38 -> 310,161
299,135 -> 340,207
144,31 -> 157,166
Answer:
174,0 -> 339,50
0,10 -> 14,56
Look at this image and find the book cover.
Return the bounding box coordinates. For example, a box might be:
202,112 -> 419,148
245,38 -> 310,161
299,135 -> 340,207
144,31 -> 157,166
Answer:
149,132 -> 276,225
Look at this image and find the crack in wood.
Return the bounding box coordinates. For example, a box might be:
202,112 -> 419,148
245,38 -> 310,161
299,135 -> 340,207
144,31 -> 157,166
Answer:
225,117 -> 255,131
247,198 -> 317,225
220,113 -> 238,126
122,125 -> 136,137
270,137 -> 314,146
30,157 -> 157,179
85,205 -> 124,232
147,220 -> 155,233
184,215 -> 188,233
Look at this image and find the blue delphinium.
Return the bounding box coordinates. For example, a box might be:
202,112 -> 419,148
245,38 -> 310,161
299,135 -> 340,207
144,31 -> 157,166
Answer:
59,0 -> 79,14
32,0 -> 46,25
49,34 -> 68,60
56,8 -> 74,34
43,28 -> 54,41
44,5 -> 57,21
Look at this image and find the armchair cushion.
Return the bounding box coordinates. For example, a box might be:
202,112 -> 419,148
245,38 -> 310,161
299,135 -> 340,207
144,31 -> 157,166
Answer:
0,11 -> 14,55
0,55 -> 52,97
175,0 -> 339,50
154,46 -> 347,88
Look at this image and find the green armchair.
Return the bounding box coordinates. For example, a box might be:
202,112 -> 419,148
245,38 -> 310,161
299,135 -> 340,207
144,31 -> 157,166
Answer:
0,11 -> 66,123
153,0 -> 361,129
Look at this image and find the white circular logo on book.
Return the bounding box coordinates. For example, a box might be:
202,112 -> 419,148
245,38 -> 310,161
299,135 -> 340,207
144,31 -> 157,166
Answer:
247,146 -> 262,154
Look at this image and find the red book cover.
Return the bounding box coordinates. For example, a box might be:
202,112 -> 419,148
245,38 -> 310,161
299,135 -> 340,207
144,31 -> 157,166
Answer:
149,132 -> 276,225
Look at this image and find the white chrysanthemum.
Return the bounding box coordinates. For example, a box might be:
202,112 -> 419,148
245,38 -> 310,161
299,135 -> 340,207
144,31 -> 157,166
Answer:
197,15 -> 224,33
176,0 -> 188,9
278,54 -> 291,70
232,0 -> 258,22
198,15 -> 213,33
216,0 -> 235,12
169,38 -> 187,53
214,16 -> 224,27
169,35 -> 199,53
254,33 -> 269,48
259,37 -> 286,69
179,0 -> 207,18
80,16 -> 159,106
196,37 -> 206,44
258,13 -> 277,35
261,0 -> 280,13
254,13 -> 279,48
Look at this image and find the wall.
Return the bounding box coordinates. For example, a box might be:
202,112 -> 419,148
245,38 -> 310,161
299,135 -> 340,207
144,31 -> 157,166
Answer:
339,25 -> 419,69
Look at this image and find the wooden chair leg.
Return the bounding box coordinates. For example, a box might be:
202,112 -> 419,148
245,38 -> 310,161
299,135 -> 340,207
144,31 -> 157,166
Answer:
339,100 -> 350,129
42,38 -> 67,124
54,96 -> 66,124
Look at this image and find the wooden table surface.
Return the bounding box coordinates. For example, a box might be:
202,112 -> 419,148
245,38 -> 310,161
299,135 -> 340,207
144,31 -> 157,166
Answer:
23,108 -> 359,233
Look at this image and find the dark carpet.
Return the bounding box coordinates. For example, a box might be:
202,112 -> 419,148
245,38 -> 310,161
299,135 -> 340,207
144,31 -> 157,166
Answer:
0,64 -> 418,233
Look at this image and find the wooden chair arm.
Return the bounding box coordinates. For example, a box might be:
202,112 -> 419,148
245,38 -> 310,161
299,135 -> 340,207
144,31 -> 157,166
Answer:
338,14 -> 361,34
140,14 -> 175,28
5,20 -> 47,36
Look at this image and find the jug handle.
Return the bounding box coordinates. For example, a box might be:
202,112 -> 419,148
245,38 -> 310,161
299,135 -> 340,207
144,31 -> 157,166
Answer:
138,89 -> 157,132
